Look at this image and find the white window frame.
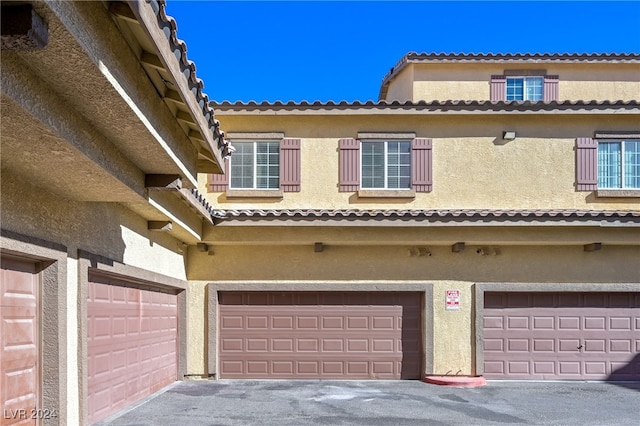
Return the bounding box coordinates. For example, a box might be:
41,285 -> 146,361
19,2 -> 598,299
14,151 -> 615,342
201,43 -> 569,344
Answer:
506,76 -> 543,101
360,139 -> 411,190
229,140 -> 280,190
597,139 -> 640,190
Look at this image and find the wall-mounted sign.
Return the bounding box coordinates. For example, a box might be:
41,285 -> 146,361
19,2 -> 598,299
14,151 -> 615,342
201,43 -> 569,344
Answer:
446,290 -> 461,310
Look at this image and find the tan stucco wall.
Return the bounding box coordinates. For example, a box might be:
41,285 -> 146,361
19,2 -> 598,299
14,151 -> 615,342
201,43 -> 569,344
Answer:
187,280 -> 208,376
1,172 -> 188,280
188,244 -> 640,283
203,113 -> 639,211
383,63 -> 640,102
195,105 -> 640,378
384,64 -> 415,101
432,281 -> 474,375
185,242 -> 640,376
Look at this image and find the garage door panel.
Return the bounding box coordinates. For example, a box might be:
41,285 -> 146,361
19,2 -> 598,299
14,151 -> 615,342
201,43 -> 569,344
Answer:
532,316 -> 554,329
533,361 -> 554,375
484,292 -> 640,381
347,361 -> 368,375
1,258 -> 39,426
273,361 -> 294,374
508,361 -> 530,375
484,361 -> 505,374
297,361 -> 318,375
322,339 -> 343,352
219,292 -> 421,379
88,281 -> 177,424
532,339 -> 554,352
610,317 -> 632,329
585,362 -> 607,375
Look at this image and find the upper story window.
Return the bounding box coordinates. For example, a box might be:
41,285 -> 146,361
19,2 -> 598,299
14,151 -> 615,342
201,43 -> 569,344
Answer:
598,140 -> 640,189
208,136 -> 301,195
230,141 -> 280,189
339,135 -> 433,195
576,134 -> 640,195
491,73 -> 558,102
361,140 -> 411,189
506,77 -> 543,101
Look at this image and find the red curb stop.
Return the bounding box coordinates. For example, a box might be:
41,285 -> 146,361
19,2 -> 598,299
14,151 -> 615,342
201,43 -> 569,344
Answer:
423,376 -> 487,387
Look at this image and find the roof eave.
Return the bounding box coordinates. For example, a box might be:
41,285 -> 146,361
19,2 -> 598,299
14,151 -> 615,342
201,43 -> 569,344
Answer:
121,0 -> 230,174
211,209 -> 640,228
211,100 -> 640,116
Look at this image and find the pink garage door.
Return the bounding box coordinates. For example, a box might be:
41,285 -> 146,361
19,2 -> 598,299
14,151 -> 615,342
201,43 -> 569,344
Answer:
219,292 -> 422,379
484,292 -> 640,380
87,279 -> 178,424
1,257 -> 39,426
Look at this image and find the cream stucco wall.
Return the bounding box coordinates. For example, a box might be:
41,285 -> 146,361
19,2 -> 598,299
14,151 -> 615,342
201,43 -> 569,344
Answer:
1,172 -> 188,281
188,244 -> 640,283
193,102 -> 640,379
384,63 -> 640,102
384,65 -> 415,101
431,281 -> 474,375
186,243 -> 640,376
202,113 -> 639,211
187,280 -> 208,376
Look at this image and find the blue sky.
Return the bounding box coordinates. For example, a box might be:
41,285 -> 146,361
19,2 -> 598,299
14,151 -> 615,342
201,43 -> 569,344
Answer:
165,1 -> 640,102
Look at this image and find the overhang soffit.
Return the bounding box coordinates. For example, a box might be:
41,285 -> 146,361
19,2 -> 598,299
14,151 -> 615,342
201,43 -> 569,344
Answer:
0,93 -> 145,203
2,4 -> 198,180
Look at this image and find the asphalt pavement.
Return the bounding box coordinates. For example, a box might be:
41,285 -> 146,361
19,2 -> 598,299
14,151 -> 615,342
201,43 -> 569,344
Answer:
95,379 -> 640,426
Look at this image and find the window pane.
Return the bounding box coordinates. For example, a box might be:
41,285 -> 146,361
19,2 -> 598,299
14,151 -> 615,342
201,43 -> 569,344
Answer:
362,142 -> 385,188
624,141 -> 640,189
506,77 -> 543,101
598,142 -> 621,188
506,78 -> 523,100
525,77 -> 543,101
362,141 -> 411,189
230,141 -> 279,189
230,142 -> 254,189
386,141 -> 411,189
256,141 -> 279,189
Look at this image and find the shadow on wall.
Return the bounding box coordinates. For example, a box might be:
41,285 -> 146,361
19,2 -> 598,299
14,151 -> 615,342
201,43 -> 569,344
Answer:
606,352 -> 640,391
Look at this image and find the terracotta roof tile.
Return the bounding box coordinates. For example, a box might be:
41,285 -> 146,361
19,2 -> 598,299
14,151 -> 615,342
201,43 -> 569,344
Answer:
188,188 -> 218,217
211,209 -> 640,221
405,52 -> 639,60
156,1 -> 231,156
211,99 -> 640,113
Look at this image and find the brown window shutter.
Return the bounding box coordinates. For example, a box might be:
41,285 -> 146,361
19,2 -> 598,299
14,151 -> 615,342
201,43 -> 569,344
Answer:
339,138 -> 360,192
208,158 -> 229,192
280,138 -> 301,192
576,137 -> 598,191
411,138 -> 433,192
490,75 -> 506,101
544,75 -> 559,102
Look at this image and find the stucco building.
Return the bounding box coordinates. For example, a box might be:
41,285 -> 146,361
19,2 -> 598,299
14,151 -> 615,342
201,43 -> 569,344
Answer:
1,2 -> 639,425
201,52 -> 640,384
1,1 -> 229,424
